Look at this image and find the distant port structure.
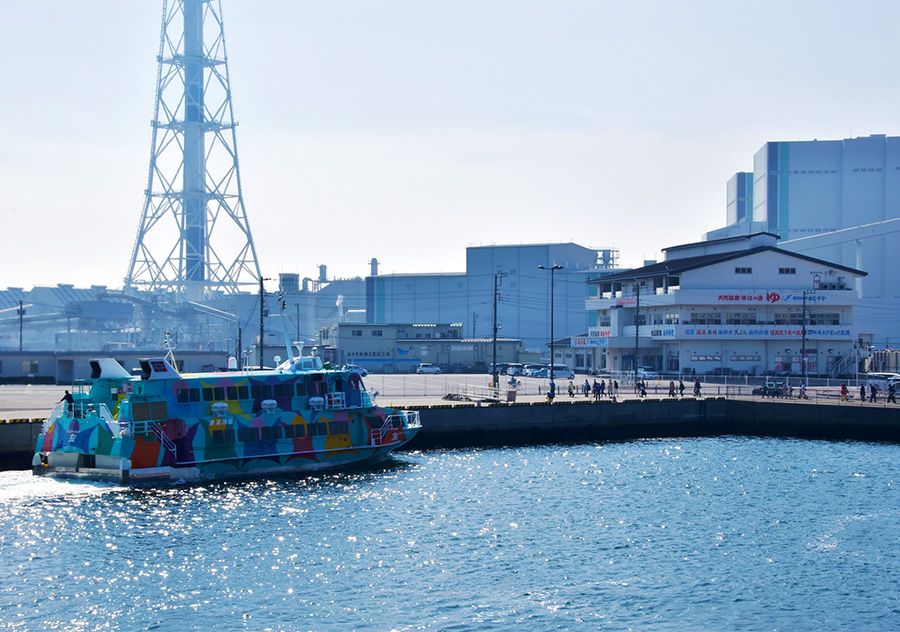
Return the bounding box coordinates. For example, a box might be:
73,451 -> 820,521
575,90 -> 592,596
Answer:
0,1 -> 897,384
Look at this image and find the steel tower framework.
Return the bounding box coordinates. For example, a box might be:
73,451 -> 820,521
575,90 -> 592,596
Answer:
125,0 -> 260,295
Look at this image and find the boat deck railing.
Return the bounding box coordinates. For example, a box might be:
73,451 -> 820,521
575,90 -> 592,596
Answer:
370,410 -> 421,445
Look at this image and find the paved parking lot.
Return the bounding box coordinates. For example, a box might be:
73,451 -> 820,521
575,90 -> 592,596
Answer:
0,374 -> 890,420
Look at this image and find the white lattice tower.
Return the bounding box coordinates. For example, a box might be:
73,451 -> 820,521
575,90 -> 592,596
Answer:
125,0 -> 260,296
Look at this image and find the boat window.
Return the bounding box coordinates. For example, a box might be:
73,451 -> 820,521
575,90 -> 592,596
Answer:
176,389 -> 190,404
227,386 -> 238,400
189,388 -> 201,402
283,424 -> 294,438
251,384 -> 262,398
295,424 -> 307,438
260,426 -> 280,441
238,427 -> 259,442
333,377 -> 343,393
203,387 -> 215,402
390,417 -> 402,429
212,428 -> 234,444
329,420 -> 349,435
237,385 -> 249,400
310,422 -> 327,436
296,380 -> 307,397
273,383 -> 288,398
214,386 -> 225,401
132,402 -> 151,421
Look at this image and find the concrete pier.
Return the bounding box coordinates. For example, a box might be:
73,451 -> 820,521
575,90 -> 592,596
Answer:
3,398 -> 898,470
404,398 -> 900,450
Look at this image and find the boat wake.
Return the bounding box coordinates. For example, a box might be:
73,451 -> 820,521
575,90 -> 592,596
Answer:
0,470 -> 123,503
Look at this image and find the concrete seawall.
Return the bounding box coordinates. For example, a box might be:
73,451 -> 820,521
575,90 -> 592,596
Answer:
405,398 -> 900,449
1,399 -> 898,470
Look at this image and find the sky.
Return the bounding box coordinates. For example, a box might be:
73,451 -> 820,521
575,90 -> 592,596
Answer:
1,0 -> 899,290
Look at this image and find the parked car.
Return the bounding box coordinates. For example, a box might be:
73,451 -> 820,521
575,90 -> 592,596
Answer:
636,367 -> 660,379
550,364 -> 575,379
505,363 -> 524,376
416,363 -> 441,374
341,364 -> 368,377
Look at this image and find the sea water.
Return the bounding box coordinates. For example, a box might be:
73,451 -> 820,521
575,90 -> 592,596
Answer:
0,438 -> 898,631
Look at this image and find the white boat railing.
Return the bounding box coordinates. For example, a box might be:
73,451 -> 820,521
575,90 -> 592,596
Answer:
42,402 -> 67,434
370,410 -> 421,446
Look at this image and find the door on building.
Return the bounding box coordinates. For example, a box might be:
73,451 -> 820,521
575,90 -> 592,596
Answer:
57,359 -> 74,385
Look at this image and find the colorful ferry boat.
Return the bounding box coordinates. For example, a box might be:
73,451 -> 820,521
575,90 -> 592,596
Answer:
32,355 -> 420,484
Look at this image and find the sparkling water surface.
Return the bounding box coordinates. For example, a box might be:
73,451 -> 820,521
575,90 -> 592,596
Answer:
1,438 -> 898,631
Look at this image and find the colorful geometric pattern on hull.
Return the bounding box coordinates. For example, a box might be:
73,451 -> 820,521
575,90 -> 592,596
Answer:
33,356 -> 420,484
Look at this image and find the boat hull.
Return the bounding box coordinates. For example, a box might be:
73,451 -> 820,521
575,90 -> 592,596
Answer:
33,430 -> 417,485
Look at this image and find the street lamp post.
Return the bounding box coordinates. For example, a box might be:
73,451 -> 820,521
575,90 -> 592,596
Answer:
538,264 -> 563,384
259,276 -> 272,369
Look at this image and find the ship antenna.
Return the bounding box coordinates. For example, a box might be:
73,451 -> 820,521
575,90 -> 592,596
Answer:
164,331 -> 178,367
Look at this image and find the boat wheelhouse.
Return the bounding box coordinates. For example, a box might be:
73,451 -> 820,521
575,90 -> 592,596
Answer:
33,355 -> 420,483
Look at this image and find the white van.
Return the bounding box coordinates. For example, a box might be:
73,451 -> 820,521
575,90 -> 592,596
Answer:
866,372 -> 900,390
550,364 -> 575,379
506,363 -> 524,376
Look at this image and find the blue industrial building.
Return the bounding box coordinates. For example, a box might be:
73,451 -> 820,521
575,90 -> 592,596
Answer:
366,243 -> 620,353
706,134 -> 900,347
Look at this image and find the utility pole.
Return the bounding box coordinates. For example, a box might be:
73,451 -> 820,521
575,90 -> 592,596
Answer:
801,289 -> 809,385
258,276 -> 271,369
296,303 -> 300,342
491,272 -> 507,388
634,280 -> 641,385
472,312 -> 477,338
538,265 -> 563,385
237,327 -> 243,371
17,301 -> 24,352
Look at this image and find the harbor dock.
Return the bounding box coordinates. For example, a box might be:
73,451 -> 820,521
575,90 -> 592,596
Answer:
3,394 -> 898,470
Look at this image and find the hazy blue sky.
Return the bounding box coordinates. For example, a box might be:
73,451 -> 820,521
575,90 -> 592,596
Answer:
1,0 -> 898,289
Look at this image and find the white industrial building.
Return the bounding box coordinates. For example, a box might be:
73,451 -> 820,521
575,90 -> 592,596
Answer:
705,134 -> 900,347
582,233 -> 866,378
366,243 -> 620,353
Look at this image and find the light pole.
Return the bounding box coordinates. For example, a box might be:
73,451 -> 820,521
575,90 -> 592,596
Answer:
538,264 -> 563,384
259,276 -> 272,369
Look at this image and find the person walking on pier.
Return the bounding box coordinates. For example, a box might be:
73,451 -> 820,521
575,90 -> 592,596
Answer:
888,383 -> 897,404
639,380 -> 647,398
678,380 -> 685,398
668,381 -> 676,398
567,379 -> 575,398
592,380 -> 600,402
869,384 -> 878,403
547,380 -> 556,403
599,379 -> 606,398
613,380 -> 620,397
840,383 -> 848,401
583,379 -> 590,398
693,378 -> 701,398
860,384 -> 866,403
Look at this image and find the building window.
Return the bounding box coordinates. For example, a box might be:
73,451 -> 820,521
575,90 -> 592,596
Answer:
21,360 -> 38,374
372,330 -> 383,337
809,313 -> 840,325
774,312 -> 803,325
351,330 -> 363,337
664,313 -> 680,325
735,267 -> 752,274
779,267 -> 796,275
688,312 -> 721,325
725,312 -> 757,325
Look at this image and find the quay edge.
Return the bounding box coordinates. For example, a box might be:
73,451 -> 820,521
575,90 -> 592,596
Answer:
2,398 -> 899,470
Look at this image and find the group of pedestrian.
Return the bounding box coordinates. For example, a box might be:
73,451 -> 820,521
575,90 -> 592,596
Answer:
667,380 -> 686,398
837,382 -> 896,403
581,378 -> 619,402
